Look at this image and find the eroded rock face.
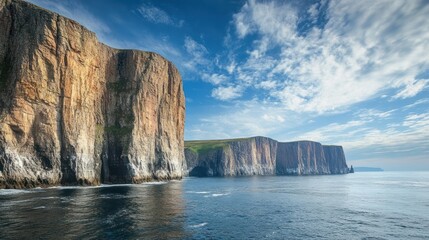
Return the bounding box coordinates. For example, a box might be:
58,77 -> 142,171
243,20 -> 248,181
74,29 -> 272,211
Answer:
0,0 -> 185,188
185,137 -> 349,177
185,137 -> 278,177
323,145 -> 349,174
276,141 -> 330,175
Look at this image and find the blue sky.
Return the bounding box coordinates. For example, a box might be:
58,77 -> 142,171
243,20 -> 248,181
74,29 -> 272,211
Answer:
28,0 -> 429,170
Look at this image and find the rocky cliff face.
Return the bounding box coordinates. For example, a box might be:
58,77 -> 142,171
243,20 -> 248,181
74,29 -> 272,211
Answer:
323,145 -> 349,174
185,137 -> 349,177
0,0 -> 185,188
185,137 -> 277,177
276,141 -> 330,175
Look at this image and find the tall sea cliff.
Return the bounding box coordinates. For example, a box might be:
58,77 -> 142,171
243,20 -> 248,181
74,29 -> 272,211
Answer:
185,137 -> 350,177
0,0 -> 185,188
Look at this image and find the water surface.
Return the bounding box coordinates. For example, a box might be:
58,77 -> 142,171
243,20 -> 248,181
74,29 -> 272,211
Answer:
1,172 -> 428,239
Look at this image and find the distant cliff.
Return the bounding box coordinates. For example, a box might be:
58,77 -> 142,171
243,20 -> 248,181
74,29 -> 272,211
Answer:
0,0 -> 185,188
185,137 -> 349,177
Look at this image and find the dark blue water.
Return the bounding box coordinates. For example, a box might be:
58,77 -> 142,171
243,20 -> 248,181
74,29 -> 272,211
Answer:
1,172 -> 428,239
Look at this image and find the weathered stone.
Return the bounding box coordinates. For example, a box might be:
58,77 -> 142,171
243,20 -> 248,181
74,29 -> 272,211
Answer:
323,145 -> 349,174
0,0 -> 185,188
276,141 -> 330,175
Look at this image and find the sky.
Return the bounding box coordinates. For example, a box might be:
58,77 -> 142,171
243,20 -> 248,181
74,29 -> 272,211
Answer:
27,0 -> 429,171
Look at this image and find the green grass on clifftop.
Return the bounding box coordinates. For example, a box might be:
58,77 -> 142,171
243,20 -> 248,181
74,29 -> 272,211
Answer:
185,138 -> 250,154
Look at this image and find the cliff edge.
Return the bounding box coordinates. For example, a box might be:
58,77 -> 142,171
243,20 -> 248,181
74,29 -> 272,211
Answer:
0,0 -> 185,188
185,137 -> 349,177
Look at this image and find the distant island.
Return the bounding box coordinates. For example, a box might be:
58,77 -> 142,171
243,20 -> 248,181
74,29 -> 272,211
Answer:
353,167 -> 384,172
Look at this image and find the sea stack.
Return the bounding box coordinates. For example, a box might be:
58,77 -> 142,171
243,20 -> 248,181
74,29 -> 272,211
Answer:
0,0 -> 185,188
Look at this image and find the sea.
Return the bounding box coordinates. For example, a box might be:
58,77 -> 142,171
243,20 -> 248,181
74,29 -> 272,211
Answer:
0,172 -> 428,239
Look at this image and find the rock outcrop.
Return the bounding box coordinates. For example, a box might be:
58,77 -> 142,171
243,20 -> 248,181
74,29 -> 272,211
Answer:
276,141 -> 330,175
185,137 -> 349,177
0,0 -> 185,188
185,137 -> 277,177
323,145 -> 349,174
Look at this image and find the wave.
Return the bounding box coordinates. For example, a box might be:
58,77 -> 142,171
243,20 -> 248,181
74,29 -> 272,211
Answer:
32,206 -> 46,209
143,181 -> 168,185
0,189 -> 39,195
186,191 -> 210,194
190,222 -> 208,228
204,193 -> 230,197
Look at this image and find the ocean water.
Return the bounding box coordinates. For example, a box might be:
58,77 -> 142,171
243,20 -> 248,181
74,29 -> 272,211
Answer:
0,172 -> 428,239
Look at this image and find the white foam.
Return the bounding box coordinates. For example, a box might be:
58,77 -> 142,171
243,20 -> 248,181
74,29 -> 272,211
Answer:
143,181 -> 168,185
50,184 -> 135,190
204,193 -> 230,197
186,191 -> 210,194
0,189 -> 34,195
190,222 -> 208,228
212,193 -> 229,197
40,196 -> 58,200
33,206 -> 46,209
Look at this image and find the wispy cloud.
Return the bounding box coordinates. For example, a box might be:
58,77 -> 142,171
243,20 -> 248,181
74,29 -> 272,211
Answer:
296,111 -> 429,155
402,98 -> 429,110
202,73 -> 228,85
186,99 -> 301,140
223,0 -> 429,113
137,3 -> 183,27
211,85 -> 243,101
183,36 -> 210,72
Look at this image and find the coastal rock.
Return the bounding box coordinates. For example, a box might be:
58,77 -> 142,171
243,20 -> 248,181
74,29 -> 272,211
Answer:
276,141 -> 330,175
0,0 -> 185,188
323,145 -> 349,174
185,137 -> 277,176
185,137 -> 349,177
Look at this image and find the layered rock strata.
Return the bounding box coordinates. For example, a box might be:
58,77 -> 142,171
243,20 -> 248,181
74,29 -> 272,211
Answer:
0,0 -> 185,188
185,137 -> 349,177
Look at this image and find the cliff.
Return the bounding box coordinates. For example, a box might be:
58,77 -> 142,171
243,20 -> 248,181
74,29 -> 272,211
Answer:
323,145 -> 349,174
0,0 -> 185,188
185,137 -> 277,176
185,137 -> 349,177
276,141 -> 330,175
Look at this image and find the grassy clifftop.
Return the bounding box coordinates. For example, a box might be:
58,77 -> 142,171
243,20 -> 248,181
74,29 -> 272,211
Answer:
185,138 -> 251,154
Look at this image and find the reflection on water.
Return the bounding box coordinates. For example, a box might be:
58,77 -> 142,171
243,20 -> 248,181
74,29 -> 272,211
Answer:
0,182 -> 187,239
1,173 -> 429,239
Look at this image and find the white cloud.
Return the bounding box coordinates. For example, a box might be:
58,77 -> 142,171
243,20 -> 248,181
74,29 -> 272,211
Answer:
186,100 -> 297,140
211,86 -> 243,101
308,4 -> 318,19
226,61 -> 236,74
184,37 -> 208,58
393,79 -> 427,99
297,120 -> 369,142
402,98 -> 429,110
202,73 -> 228,85
257,80 -> 277,90
227,0 -> 429,113
262,114 -> 285,123
137,3 -> 183,27
297,111 -> 429,154
183,36 -> 210,71
356,109 -> 395,121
